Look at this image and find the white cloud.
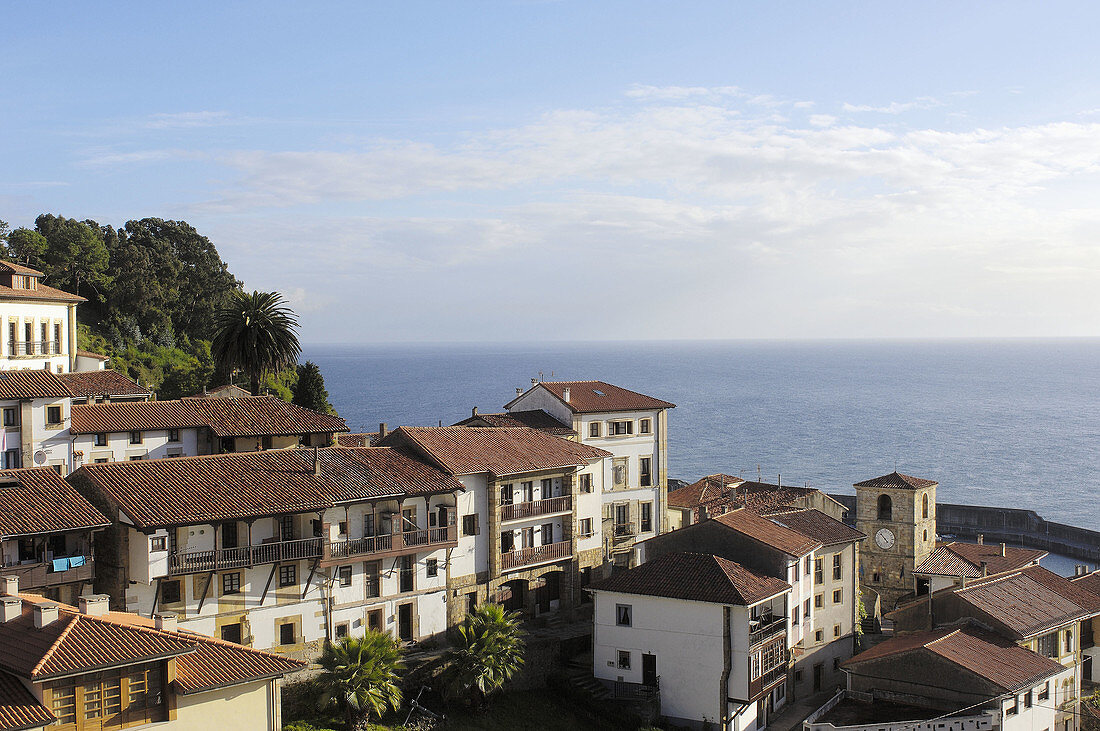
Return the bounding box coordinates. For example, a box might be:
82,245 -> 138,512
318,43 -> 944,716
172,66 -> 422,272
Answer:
143,111 -> 234,129
842,96 -> 943,114
808,114 -> 837,127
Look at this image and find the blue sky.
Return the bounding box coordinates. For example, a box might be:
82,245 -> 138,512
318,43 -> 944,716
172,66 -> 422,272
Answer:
4,2 -> 1100,342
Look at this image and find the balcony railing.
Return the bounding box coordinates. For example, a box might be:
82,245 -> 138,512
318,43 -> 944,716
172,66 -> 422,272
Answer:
612,524 -> 635,543
1,558 -> 94,589
748,664 -> 787,700
500,495 -> 572,522
749,616 -> 787,646
7,341 -> 61,357
501,540 -> 571,571
612,677 -> 659,701
327,525 -> 457,560
167,537 -> 322,575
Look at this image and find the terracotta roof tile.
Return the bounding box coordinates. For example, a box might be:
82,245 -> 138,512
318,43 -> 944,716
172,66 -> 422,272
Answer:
453,410 -> 575,436
954,566 -> 1092,638
591,552 -> 790,606
667,474 -> 744,509
0,282 -> 84,303
336,433 -> 380,447
843,624 -> 1066,692
75,350 -> 109,361
0,467 -> 110,538
915,542 -> 1046,579
381,426 -> 610,477
506,381 -> 675,414
768,509 -> 865,547
735,481 -> 829,514
72,447 -> 464,528
0,262 -> 44,277
853,471 -> 937,490
0,670 -> 54,731
0,370 -> 72,400
1070,570 -> 1100,599
712,508 -> 821,557
55,370 -> 149,399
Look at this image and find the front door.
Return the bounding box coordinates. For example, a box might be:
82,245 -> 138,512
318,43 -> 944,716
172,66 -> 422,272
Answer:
813,662 -> 823,692
1085,654 -> 1094,682
397,603 -> 413,641
642,653 -> 657,686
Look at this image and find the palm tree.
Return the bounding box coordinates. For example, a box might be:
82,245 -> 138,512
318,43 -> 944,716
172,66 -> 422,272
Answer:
316,632 -> 404,730
210,290 -> 301,395
443,603 -> 525,711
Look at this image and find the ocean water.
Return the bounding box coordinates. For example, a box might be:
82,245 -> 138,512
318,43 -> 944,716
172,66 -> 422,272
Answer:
304,339 -> 1100,530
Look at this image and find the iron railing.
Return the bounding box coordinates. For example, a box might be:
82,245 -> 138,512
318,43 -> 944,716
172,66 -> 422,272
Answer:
501,540 -> 571,570
500,495 -> 571,521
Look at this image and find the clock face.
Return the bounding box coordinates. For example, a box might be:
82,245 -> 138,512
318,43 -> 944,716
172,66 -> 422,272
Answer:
875,528 -> 896,550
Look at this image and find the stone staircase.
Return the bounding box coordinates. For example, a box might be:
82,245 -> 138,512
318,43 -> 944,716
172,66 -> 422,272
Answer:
564,654 -> 610,700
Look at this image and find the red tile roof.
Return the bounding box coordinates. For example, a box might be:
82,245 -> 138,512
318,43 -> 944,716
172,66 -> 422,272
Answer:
505,381 -> 675,414
0,670 -> 54,731
1070,569 -> 1100,598
667,474 -> 744,509
843,624 -> 1066,692
915,542 -> 1047,579
591,552 -> 790,606
736,481 -> 831,514
72,447 -> 465,528
381,426 -> 610,477
453,410 -> 575,436
768,509 -> 865,547
75,350 -> 109,361
853,471 -> 937,490
0,262 -> 44,277
0,370 -> 72,400
0,467 -> 110,538
70,395 -> 347,437
56,370 -> 149,399
954,566 -> 1094,638
0,282 -> 84,303
712,508 -> 822,557
336,432 -> 380,447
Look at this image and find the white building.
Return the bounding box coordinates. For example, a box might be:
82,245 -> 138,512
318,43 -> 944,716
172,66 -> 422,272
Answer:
0,261 -> 83,374
1070,568 -> 1100,683
502,380 -> 675,566
590,551 -> 792,730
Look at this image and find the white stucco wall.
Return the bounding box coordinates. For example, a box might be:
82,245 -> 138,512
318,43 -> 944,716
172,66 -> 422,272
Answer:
76,427 -> 203,467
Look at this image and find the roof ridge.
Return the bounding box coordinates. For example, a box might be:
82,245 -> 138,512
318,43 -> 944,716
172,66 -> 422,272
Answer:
29,611 -> 78,678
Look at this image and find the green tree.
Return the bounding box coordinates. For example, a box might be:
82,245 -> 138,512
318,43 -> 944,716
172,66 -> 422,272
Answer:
316,632 -> 403,730
211,290 -> 301,396
34,214 -> 112,302
293,361 -> 336,415
443,603 -> 526,711
4,228 -> 48,270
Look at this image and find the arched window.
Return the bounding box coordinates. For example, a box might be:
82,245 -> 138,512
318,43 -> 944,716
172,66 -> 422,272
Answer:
877,494 -> 892,521
922,494 -> 929,519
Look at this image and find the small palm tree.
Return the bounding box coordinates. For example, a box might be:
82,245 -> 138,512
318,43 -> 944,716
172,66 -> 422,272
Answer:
316,632 -> 404,730
443,603 -> 525,711
211,290 -> 301,396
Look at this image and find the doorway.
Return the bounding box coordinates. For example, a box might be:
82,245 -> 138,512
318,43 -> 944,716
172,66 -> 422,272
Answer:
813,663 -> 823,692
398,603 -> 413,641
642,653 -> 657,686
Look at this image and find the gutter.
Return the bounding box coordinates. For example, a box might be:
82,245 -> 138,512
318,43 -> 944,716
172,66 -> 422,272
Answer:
720,605 -> 732,728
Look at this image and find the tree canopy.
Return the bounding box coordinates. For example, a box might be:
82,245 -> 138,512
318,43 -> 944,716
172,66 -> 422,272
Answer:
293,361 -> 337,415
211,289 -> 302,396
316,632 -> 404,729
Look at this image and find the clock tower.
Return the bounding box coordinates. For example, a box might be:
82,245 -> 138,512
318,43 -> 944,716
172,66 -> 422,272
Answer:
854,471 -> 938,611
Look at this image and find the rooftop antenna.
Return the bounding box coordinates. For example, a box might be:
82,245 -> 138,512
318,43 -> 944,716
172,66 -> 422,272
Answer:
757,465 -> 761,482
778,474 -> 781,488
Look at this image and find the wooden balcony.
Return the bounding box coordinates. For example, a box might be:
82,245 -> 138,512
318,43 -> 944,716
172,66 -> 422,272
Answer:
500,495 -> 572,522
748,664 -> 787,700
501,540 -> 571,571
167,537 -> 322,576
749,616 -> 787,647
1,558 -> 94,589
325,525 -> 457,564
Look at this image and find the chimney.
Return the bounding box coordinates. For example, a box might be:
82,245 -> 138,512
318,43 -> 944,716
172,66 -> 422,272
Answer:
79,595 -> 109,616
977,534 -> 983,545
563,387 -> 570,403
33,603 -> 59,628
1075,565 -> 1089,577
153,612 -> 177,632
531,378 -> 538,386
312,447 -> 321,476
1000,543 -> 1006,557
471,406 -> 478,417
378,423 -> 388,439
980,561 -> 989,577
1,575 -> 17,596
515,387 -> 523,397
0,596 -> 21,622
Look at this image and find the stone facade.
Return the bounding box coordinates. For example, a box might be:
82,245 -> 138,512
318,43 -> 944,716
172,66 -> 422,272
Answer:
855,478 -> 937,611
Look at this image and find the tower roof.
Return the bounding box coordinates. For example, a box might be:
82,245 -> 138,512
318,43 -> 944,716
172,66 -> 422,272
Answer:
854,471 -> 937,490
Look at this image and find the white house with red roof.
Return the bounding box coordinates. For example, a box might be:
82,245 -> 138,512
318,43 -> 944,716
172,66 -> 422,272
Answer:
0,262 -> 85,375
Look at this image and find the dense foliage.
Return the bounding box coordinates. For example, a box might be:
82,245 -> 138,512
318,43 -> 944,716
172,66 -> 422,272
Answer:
317,633 -> 404,729
211,289 -> 302,396
443,603 -> 526,711
294,360 -> 337,414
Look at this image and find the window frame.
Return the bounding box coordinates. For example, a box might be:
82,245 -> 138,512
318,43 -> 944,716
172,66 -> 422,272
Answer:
616,603 -> 632,627
221,572 -> 241,595
279,564 -> 296,588
426,558 -> 438,578
129,430 -> 143,445
46,405 -> 62,426
617,650 -> 631,669
338,565 -> 352,587
588,422 -> 600,438
639,418 -> 651,434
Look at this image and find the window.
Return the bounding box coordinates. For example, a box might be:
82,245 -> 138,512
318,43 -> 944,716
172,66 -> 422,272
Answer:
640,502 -> 653,532
221,572 -> 241,595
609,420 -> 633,436
278,515 -> 294,541
94,458 -> 108,464
815,629 -> 823,642
639,457 -> 652,487
793,606 -> 800,625
53,323 -> 61,351
872,572 -> 881,583
128,455 -> 144,461
834,624 -> 841,638
1064,629 -> 1073,654
1038,632 -> 1058,657
612,457 -> 628,488
6,322 -> 12,356
1038,681 -> 1049,700
833,554 -> 842,580
589,422 -> 600,438
335,622 -> 349,639
877,494 -> 892,520
922,493 -> 929,519
46,405 -> 61,425
814,557 -> 823,584
365,561 -> 381,598
521,481 -> 534,502
167,429 -> 180,443
1006,695 -> 1018,716
579,518 -> 592,537
579,473 -> 592,493
399,555 -> 414,593
804,598 -> 810,617
1024,690 -> 1033,709
541,522 -> 554,546
338,565 -> 352,587
161,579 -> 182,604
617,650 -> 631,669
221,623 -> 242,643
338,521 -> 348,536
426,558 -> 438,578
150,536 -> 167,552
129,431 -> 143,445
368,609 -> 383,633
2,408 -> 17,427
814,594 -> 824,609
833,589 -> 843,604
541,478 -> 553,499
2,449 -> 18,469
499,483 -> 513,505
639,418 -> 651,434
279,564 -> 296,587
280,623 -> 296,645
221,522 -> 238,549
462,513 -> 480,536
94,432 -> 107,446
49,682 -> 76,725
616,604 -> 632,626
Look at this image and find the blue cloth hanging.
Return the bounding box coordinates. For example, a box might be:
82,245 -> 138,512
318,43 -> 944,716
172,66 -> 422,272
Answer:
51,557 -> 70,572
68,555 -> 85,568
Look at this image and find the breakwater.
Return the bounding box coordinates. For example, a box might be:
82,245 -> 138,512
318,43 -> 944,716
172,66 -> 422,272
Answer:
827,495 -> 1100,564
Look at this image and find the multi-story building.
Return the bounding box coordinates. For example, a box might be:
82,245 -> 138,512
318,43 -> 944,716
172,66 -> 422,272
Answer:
0,466 -> 109,605
0,577 -> 302,731
1070,568 -> 1100,683
56,369 -> 151,404
377,425 -> 610,625
502,380 -> 675,566
589,551 -> 792,730
0,261 -> 83,374
667,474 -> 847,529
68,447 -> 464,656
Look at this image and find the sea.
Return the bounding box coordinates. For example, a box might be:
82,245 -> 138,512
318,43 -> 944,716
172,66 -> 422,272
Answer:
304,338 -> 1100,574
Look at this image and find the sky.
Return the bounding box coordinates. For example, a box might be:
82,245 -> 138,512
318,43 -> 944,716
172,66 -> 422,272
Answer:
4,1 -> 1100,343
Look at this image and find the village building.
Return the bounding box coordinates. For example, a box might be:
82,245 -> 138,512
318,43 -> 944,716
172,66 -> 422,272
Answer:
184,383 -> 250,400
0,467 -> 110,606
667,473 -> 846,529
0,577 -> 301,731
0,262 -> 84,375
377,425 -> 610,625
913,538 -> 1046,595
1070,567 -> 1100,683
501,380 -> 675,566
55,370 -> 151,404
589,551 -> 792,730
68,447 -> 464,656
814,623 -> 1074,731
